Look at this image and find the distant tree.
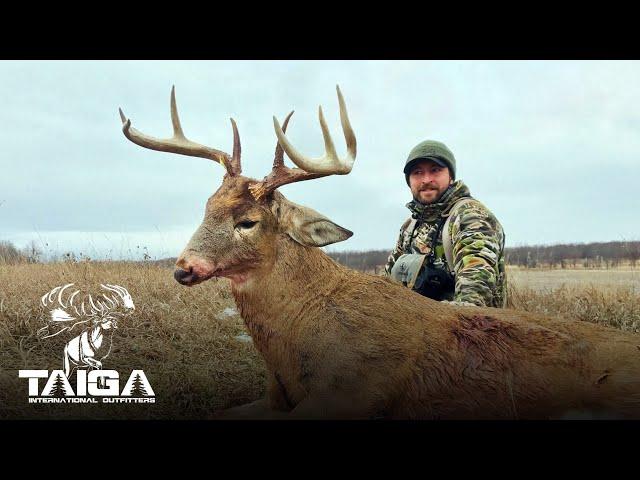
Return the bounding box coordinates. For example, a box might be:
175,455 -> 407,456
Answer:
21,240 -> 42,263
327,250 -> 390,272
0,240 -> 25,264
327,241 -> 640,271
627,242 -> 640,268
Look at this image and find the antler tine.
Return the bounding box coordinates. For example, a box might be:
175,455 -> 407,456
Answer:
57,283 -> 74,308
273,110 -> 294,169
248,110 -> 327,201
102,284 -> 124,301
119,86 -> 239,175
104,295 -> 116,308
41,287 -> 56,307
170,85 -> 185,138
88,294 -> 99,315
337,86 -> 357,162
230,118 -> 242,175
69,289 -> 80,308
112,284 -> 130,297
249,86 -> 357,202
101,283 -> 118,294
273,85 -> 356,175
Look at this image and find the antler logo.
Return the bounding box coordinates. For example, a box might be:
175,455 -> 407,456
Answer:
20,284 -> 155,404
38,283 -> 135,379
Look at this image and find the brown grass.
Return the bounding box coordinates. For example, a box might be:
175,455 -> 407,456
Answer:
1,262 -> 638,419
0,261 -> 266,420
507,266 -> 640,332
508,285 -> 640,333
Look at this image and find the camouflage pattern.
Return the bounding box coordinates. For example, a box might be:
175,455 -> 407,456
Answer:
384,181 -> 507,308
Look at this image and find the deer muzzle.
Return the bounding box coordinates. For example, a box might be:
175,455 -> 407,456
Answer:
174,267 -> 202,286
174,259 -> 251,287
174,253 -> 212,285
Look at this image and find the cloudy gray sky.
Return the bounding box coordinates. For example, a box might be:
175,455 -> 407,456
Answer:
1,60 -> 638,261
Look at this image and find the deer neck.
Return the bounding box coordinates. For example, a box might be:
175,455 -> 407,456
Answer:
231,235 -> 346,336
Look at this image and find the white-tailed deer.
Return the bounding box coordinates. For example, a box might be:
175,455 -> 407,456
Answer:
120,86 -> 640,419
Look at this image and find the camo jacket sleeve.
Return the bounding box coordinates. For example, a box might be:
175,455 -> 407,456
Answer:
448,200 -> 505,307
383,218 -> 411,276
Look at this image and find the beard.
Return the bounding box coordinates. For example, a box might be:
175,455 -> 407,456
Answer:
412,184 -> 446,204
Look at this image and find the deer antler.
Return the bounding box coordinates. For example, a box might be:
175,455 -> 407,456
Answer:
249,85 -> 357,201
119,86 -> 242,176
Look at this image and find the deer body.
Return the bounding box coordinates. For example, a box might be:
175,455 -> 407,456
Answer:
226,218 -> 640,419
120,86 -> 640,419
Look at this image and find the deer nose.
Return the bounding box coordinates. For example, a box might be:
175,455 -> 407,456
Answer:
174,267 -> 199,285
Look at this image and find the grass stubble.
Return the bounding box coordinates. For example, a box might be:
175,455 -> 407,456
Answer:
0,262 -> 638,419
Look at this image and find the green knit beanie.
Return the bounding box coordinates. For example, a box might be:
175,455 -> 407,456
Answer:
403,140 -> 456,185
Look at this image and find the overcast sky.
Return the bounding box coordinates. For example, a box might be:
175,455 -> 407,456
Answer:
1,60 -> 638,261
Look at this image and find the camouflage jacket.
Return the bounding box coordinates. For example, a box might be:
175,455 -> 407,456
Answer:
384,181 -> 507,308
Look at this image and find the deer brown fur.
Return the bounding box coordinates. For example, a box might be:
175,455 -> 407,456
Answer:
179,177 -> 640,420
120,86 -> 640,420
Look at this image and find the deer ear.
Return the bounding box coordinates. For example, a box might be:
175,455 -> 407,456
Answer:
274,198 -> 353,247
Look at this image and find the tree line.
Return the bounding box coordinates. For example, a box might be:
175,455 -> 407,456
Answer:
0,240 -> 42,264
326,241 -> 640,271
2,239 -> 639,269
505,241 -> 640,269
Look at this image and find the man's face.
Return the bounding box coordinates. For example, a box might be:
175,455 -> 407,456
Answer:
408,159 -> 453,204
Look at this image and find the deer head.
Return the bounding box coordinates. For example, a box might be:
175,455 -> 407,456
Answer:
119,85 -> 357,288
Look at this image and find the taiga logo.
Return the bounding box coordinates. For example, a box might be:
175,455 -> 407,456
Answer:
19,284 -> 155,404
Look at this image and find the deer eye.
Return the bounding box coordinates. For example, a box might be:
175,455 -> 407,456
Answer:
235,220 -> 258,230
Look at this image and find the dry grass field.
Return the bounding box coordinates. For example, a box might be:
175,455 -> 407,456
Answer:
508,265 -> 639,293
0,261 -> 265,419
0,261 -> 638,419
506,266 -> 640,332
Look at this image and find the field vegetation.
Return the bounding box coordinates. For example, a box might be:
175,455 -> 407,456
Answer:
0,261 -> 265,419
0,239 -> 638,419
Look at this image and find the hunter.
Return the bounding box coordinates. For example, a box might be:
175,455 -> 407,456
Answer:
384,140 -> 507,308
